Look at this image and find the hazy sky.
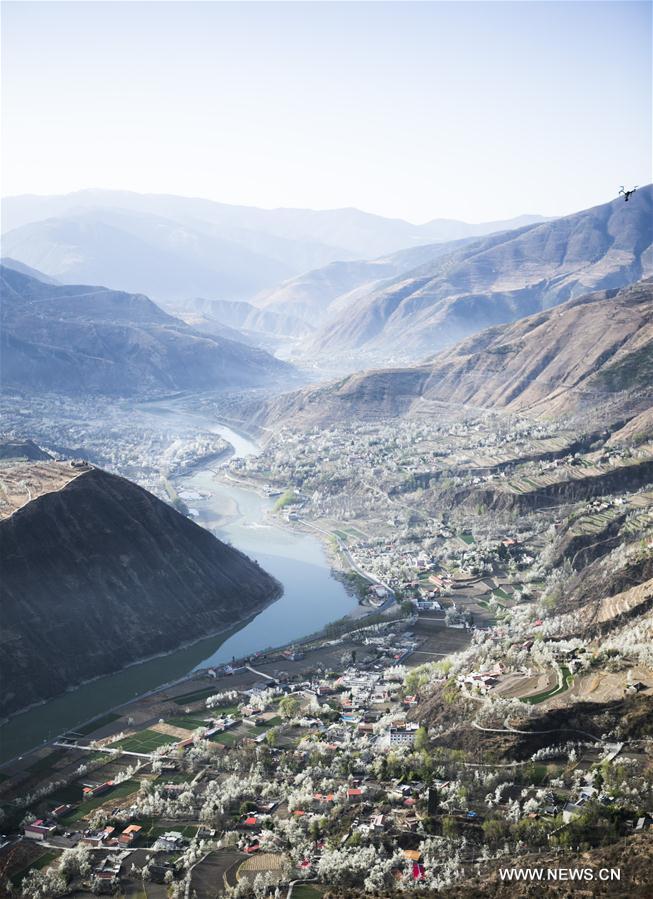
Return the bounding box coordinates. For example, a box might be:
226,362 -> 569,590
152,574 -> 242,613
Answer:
2,1 -> 651,223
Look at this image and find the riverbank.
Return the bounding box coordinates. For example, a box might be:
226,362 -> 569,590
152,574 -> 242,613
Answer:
0,596 -> 411,775
177,466 -> 358,669
0,572 -> 393,768
205,469 -> 385,618
0,591 -> 286,766
0,417 -> 359,765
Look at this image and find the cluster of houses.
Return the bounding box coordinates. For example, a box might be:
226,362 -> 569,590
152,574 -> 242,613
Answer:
15,636 -> 651,898
458,663 -> 504,694
24,818 -> 143,848
91,856 -> 123,894
81,823 -> 142,847
229,412 -> 553,588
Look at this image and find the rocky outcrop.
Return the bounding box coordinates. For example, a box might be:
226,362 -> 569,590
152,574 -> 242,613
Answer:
435,458 -> 653,514
0,466 -> 281,716
553,513 -> 629,571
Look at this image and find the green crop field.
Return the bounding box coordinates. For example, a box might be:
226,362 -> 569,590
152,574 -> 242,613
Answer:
292,885 -> 327,899
48,782 -> 84,805
154,772 -> 193,785
210,730 -> 239,745
111,729 -> 179,753
248,716 -> 282,736
27,749 -> 66,776
210,705 -> 240,718
522,667 -> 573,705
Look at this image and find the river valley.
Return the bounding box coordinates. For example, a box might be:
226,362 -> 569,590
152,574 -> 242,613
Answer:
0,403 -> 355,763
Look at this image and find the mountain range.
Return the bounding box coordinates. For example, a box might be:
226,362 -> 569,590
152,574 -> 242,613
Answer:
0,256 -> 60,284
1,189 -> 547,302
0,265 -> 292,395
256,279 -> 653,429
252,238 -> 479,331
175,189 -> 651,359
303,187 -> 652,360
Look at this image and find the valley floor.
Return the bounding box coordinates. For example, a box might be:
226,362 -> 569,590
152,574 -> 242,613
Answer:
1,392 -> 652,898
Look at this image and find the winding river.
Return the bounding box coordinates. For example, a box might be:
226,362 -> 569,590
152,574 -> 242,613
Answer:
179,422 -> 356,666
0,410 -> 355,764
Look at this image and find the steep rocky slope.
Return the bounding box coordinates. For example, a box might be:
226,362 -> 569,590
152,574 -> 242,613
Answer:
257,280 -> 652,429
0,266 -> 293,395
310,187 -> 652,358
607,408 -> 653,446
418,279 -> 652,417
0,463 -> 281,716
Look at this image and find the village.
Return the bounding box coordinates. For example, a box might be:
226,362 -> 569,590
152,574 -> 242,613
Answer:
228,413 -> 651,588
1,569 -> 652,898
1,400 -> 652,897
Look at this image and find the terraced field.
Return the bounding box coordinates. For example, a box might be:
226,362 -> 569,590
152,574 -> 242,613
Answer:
623,506 -> 653,535
569,508 -> 619,535
522,667 -> 573,705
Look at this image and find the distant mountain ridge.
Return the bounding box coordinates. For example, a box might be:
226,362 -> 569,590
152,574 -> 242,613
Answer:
0,266 -> 293,395
307,187 -> 653,359
256,279 -> 653,429
169,296 -> 315,340
0,257 -> 60,284
0,436 -> 52,462
251,237 -> 479,330
1,189 -> 547,301
1,209 -> 294,302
